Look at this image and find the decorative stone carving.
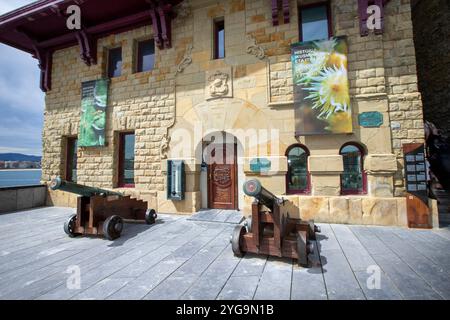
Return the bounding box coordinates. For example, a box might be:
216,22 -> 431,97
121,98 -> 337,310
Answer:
206,68 -> 233,100
175,44 -> 193,75
175,1 -> 191,19
160,133 -> 171,160
246,35 -> 266,60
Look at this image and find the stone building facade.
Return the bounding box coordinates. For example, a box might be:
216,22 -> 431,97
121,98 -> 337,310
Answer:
411,0 -> 450,134
0,0 -> 428,226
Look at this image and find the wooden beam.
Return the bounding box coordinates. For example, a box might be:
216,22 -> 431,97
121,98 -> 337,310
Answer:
75,29 -> 97,66
282,0 -> 290,24
271,0 -> 279,26
157,3 -> 173,49
32,44 -> 52,92
15,27 -> 52,92
38,11 -> 153,48
148,4 -> 163,49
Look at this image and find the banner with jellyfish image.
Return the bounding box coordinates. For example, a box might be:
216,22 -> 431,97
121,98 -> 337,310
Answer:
78,79 -> 109,147
291,36 -> 352,135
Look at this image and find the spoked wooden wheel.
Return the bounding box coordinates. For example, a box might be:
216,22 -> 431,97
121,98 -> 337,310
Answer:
145,209 -> 157,225
64,214 -> 79,238
231,225 -> 246,257
103,215 -> 124,240
244,217 -> 252,233
308,220 -> 317,240
297,232 -> 309,267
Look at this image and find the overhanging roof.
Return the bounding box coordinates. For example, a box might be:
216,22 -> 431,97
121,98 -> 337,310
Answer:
0,0 -> 182,54
0,0 -> 182,92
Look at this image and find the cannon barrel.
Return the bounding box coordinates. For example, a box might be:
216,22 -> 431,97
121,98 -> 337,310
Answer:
50,177 -> 123,197
243,179 -> 283,211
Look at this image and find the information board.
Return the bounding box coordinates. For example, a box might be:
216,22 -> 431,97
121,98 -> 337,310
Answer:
403,143 -> 431,228
404,144 -> 428,203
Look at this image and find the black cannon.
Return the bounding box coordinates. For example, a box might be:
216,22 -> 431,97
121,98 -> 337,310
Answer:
231,179 -> 320,267
50,177 -> 157,240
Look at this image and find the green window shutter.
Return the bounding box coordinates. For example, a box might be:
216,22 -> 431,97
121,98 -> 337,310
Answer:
167,160 -> 172,200
167,160 -> 185,200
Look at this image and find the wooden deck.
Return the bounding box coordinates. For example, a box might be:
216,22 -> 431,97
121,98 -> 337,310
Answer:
0,207 -> 449,300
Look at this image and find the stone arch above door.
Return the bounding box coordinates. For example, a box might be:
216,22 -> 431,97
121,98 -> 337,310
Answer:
172,97 -> 274,158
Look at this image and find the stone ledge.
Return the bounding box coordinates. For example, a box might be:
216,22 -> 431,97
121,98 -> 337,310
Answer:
309,155 -> 344,174
267,101 -> 294,108
365,154 -> 398,174
354,93 -> 388,100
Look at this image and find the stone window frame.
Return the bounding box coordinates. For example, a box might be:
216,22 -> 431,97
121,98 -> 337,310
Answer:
339,142 -> 368,195
285,144 -> 311,195
134,38 -> 156,74
213,17 -> 225,60
106,46 -> 123,78
117,131 -> 136,188
298,1 -> 333,42
64,136 -> 78,183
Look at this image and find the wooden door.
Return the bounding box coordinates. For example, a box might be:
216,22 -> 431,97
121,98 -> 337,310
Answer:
208,143 -> 237,210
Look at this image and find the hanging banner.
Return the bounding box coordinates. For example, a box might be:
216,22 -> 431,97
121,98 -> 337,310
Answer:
291,36 -> 352,135
78,79 -> 109,147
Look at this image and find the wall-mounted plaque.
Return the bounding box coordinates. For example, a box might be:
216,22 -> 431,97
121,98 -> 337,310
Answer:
404,145 -> 427,199
250,158 -> 271,173
358,112 -> 384,128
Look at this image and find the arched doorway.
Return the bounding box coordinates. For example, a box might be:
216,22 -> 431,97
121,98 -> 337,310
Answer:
202,131 -> 240,210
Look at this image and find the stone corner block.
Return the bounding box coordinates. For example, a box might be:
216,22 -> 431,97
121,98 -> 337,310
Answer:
309,155 -> 343,174
365,154 -> 398,174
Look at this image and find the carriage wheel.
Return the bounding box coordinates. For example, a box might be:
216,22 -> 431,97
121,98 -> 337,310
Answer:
297,232 -> 309,267
64,214 -> 79,238
308,220 -> 316,240
103,215 -> 124,240
231,225 -> 246,257
145,209 -> 158,225
244,217 -> 252,233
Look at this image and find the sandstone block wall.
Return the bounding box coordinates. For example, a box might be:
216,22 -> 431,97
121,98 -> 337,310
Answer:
42,0 -> 426,226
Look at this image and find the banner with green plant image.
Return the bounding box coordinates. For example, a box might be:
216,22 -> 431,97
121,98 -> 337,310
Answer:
78,79 -> 109,147
291,36 -> 352,135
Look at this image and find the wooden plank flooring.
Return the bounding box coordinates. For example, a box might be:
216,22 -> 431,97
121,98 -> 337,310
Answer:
0,207 -> 449,300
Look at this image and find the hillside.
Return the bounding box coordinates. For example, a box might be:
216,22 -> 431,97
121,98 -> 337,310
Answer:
0,153 -> 41,162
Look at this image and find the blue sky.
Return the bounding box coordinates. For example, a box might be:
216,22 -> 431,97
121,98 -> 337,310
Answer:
0,0 -> 45,156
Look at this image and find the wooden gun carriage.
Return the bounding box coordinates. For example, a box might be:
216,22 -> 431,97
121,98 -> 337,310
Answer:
50,177 -> 157,240
231,179 -> 320,267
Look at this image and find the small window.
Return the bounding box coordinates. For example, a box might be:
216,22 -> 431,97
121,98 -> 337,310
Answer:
66,137 -> 78,183
107,47 -> 122,78
340,143 -> 366,195
213,19 -> 225,59
299,3 -> 332,42
286,145 -> 310,194
118,132 -> 135,187
136,39 -> 155,73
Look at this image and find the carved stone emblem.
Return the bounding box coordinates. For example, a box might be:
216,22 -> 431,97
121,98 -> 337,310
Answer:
176,44 -> 193,75
246,34 -> 266,60
206,68 -> 233,100
160,133 -> 171,160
